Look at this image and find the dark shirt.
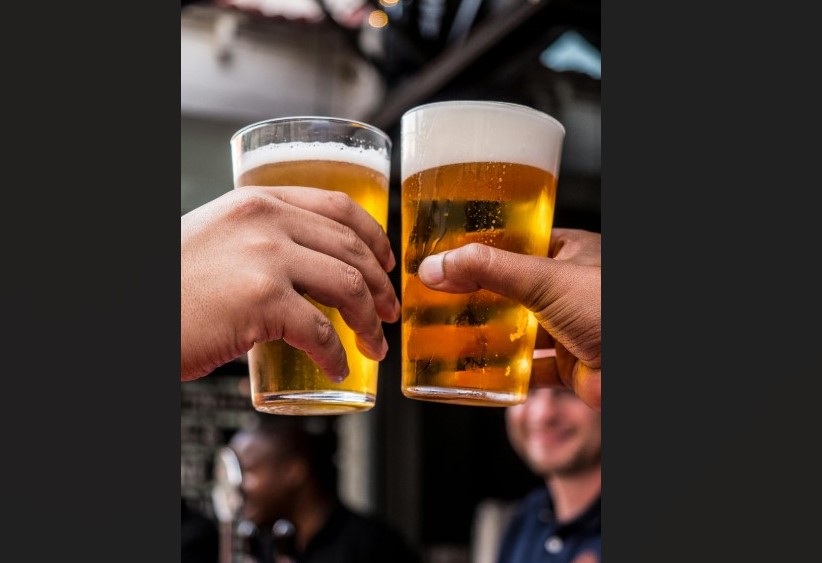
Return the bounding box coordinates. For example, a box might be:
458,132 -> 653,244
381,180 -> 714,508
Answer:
496,487 -> 600,563
182,499 -> 220,563
252,502 -> 422,563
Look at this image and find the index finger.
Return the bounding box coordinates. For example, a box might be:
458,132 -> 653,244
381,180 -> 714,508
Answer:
549,228 -> 601,266
263,186 -> 396,272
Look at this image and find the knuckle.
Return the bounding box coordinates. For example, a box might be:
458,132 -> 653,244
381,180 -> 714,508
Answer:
340,224 -> 367,257
231,192 -> 280,220
327,190 -> 355,215
343,265 -> 368,298
316,316 -> 335,347
461,243 -> 494,271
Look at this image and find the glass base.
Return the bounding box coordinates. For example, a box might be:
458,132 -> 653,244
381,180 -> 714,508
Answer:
252,390 -> 375,415
402,386 -> 525,407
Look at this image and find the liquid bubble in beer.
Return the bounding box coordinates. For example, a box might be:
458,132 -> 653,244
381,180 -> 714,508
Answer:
231,118 -> 391,415
401,101 -> 565,407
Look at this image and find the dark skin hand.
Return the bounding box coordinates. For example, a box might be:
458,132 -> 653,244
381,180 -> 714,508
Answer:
417,228 -> 601,411
182,186 -> 401,382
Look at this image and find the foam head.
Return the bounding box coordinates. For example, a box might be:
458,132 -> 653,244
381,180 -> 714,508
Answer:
231,117 -> 392,183
233,141 -> 390,184
401,101 -> 565,180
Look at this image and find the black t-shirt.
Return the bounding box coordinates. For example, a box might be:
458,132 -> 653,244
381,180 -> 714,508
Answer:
252,502 -> 422,563
182,499 -> 220,563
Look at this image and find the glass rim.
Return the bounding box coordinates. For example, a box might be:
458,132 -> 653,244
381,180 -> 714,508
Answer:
401,100 -> 565,135
230,115 -> 392,148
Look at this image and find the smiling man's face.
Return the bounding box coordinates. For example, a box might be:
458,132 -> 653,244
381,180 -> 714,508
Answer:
505,387 -> 601,478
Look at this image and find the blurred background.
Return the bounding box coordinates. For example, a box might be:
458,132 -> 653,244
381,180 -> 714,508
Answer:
181,0 -> 600,561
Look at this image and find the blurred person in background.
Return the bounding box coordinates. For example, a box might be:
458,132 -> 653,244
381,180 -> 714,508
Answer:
228,414 -> 422,563
495,385 -> 601,563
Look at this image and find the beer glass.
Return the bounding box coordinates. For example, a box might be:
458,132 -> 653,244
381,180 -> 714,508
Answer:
230,117 -> 392,415
400,101 -> 565,406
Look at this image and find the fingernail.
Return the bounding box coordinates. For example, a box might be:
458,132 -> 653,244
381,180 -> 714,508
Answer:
393,298 -> 402,320
330,366 -> 349,383
380,336 -> 389,358
387,249 -> 397,272
418,253 -> 445,284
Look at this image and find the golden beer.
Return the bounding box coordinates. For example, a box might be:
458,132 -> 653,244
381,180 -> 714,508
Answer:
231,118 -> 391,415
400,101 -> 564,406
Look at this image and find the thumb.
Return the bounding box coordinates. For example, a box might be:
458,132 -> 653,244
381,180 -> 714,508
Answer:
418,243 -> 601,412
417,243 -> 586,313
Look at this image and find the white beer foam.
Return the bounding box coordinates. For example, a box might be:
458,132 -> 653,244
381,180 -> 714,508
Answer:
401,101 -> 565,180
235,141 -> 390,182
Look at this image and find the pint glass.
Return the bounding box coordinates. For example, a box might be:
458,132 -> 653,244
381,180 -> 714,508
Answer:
230,117 -> 392,415
400,101 -> 565,406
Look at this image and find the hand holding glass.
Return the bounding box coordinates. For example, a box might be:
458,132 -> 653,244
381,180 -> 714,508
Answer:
231,117 -> 392,415
400,101 -> 565,407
